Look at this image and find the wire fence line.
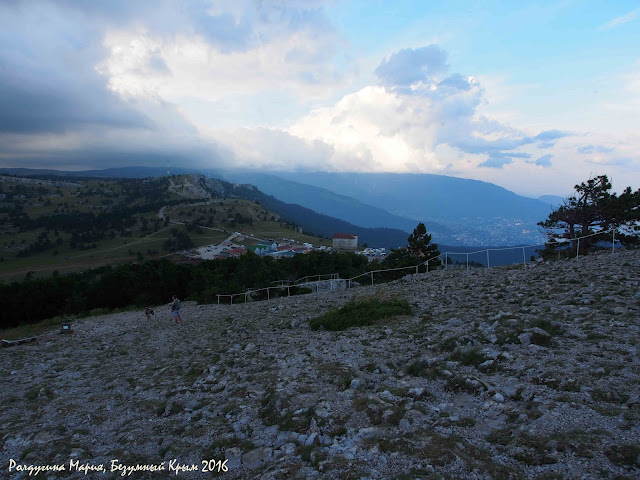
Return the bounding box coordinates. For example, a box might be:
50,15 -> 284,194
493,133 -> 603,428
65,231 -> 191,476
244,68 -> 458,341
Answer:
212,229 -> 619,305
269,273 -> 340,287
294,273 -> 340,285
216,278 -> 340,305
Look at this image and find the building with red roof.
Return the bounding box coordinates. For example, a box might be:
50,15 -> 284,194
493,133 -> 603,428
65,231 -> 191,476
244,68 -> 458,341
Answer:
332,233 -> 358,251
225,247 -> 248,257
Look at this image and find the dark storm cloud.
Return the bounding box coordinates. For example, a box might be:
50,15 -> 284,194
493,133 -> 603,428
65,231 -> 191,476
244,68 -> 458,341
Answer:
0,132 -> 235,171
0,0 -> 242,169
375,45 -> 448,87
0,1 -> 344,171
0,1 -> 337,136
0,65 -> 150,134
0,1 -> 150,134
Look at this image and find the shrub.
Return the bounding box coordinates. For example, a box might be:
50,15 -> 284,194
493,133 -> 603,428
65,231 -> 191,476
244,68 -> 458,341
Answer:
309,297 -> 411,331
449,347 -> 489,367
406,360 -> 442,380
605,444 -> 640,467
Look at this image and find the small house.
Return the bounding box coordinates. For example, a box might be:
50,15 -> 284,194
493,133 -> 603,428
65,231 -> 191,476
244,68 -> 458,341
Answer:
332,233 -> 358,251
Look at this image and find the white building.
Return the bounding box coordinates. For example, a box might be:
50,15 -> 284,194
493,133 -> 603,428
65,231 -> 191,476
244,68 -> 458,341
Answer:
332,233 -> 358,251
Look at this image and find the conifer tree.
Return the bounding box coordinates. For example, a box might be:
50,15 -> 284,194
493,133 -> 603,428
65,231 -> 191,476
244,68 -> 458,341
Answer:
407,222 -> 441,263
538,175 -> 639,254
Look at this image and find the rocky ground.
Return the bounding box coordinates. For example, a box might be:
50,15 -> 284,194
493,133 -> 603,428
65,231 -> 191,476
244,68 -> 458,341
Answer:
1,249 -> 640,480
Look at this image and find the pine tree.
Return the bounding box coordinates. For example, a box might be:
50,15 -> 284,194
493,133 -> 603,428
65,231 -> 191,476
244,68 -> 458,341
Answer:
538,175 -> 640,254
407,222 -> 441,263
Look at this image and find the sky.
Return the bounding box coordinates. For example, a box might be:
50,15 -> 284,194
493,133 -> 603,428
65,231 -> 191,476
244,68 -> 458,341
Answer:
0,0 -> 639,197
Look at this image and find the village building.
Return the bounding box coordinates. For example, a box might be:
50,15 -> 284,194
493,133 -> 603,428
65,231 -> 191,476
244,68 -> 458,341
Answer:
225,247 -> 248,257
332,233 -> 358,251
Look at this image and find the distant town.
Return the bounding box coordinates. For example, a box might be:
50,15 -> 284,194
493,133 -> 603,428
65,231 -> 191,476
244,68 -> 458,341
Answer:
180,231 -> 387,262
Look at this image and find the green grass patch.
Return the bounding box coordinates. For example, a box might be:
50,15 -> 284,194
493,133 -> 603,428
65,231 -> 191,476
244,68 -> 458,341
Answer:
591,388 -> 630,404
406,360 -> 443,380
309,297 -> 411,331
449,347 -> 490,367
605,443 -> 640,467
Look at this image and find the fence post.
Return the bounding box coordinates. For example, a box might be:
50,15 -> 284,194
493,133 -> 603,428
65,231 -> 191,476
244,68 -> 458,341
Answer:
522,246 -> 526,267
217,295 -> 220,305
287,286 -> 290,296
466,253 -> 469,272
612,230 -> 615,254
416,265 -> 419,274
576,239 -> 580,259
426,261 -> 429,273
370,271 -> 374,286
230,295 -> 233,305
486,250 -> 490,268
245,293 -> 248,303
267,288 -> 270,300
445,252 -> 448,269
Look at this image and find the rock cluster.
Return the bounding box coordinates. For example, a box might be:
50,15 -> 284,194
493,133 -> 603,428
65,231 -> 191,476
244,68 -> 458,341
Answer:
1,249 -> 639,479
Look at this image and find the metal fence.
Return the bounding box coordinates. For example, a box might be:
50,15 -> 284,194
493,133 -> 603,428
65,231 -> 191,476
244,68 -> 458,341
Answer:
213,229 -> 619,304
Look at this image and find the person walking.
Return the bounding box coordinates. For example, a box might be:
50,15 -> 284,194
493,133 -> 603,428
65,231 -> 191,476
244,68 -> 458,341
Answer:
144,306 -> 154,321
170,296 -> 183,324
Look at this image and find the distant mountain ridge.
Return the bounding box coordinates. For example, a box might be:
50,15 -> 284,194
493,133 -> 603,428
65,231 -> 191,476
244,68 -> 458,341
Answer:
267,171 -> 552,246
537,194 -> 565,207
214,171 -> 453,237
0,166 -> 556,246
200,176 -> 412,249
211,170 -> 554,246
272,171 -> 549,220
0,168 -> 412,250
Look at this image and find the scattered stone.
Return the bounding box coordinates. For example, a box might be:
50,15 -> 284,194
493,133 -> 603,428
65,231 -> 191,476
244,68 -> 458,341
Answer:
225,448 -> 242,469
518,332 -> 532,346
349,378 -> 363,390
242,447 -> 272,469
478,359 -> 495,370
304,432 -> 318,446
502,385 -> 519,399
2,249 -> 639,480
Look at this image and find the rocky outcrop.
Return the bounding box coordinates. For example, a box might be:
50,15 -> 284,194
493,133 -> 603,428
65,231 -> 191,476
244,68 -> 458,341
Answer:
1,249 -> 639,479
